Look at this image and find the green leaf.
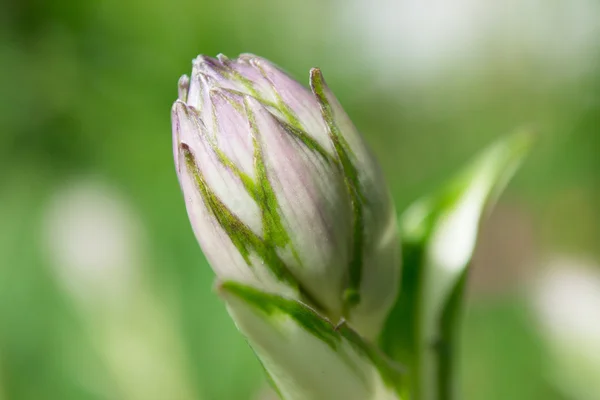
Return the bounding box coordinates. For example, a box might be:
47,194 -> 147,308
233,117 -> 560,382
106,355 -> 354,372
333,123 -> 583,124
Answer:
380,130 -> 534,400
219,281 -> 404,400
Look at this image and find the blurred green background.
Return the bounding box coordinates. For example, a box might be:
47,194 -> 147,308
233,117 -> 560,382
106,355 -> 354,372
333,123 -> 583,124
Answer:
1,0 -> 599,399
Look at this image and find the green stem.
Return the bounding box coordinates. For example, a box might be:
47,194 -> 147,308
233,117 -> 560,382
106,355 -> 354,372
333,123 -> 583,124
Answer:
436,270 -> 468,400
379,240 -> 427,399
380,244 -> 468,400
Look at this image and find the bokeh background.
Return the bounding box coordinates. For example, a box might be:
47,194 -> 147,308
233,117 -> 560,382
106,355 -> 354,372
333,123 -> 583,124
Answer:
1,0 -> 599,399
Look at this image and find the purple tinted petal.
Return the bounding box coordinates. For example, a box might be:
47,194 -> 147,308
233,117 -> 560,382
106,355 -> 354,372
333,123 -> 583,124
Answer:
191,55 -> 244,92
310,69 -> 401,337
185,70 -> 203,109
209,89 -> 256,178
249,57 -> 332,153
245,96 -> 352,318
174,101 -> 298,298
177,144 -> 256,285
173,102 -> 263,238
226,61 -> 276,102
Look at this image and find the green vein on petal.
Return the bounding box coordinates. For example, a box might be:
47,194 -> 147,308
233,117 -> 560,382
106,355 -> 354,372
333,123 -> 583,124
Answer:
190,104 -> 259,200
220,281 -> 405,396
278,120 -> 335,164
243,97 -> 296,253
253,62 -> 304,131
310,68 -> 366,309
219,87 -> 280,110
215,86 -> 334,163
219,65 -> 262,99
222,281 -> 339,349
181,144 -> 297,286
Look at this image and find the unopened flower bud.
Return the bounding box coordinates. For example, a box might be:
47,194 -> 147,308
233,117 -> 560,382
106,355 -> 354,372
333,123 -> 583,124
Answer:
172,54 -> 400,338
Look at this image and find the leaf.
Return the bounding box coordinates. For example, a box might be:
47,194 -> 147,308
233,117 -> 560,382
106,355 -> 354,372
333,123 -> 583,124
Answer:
380,130 -> 534,400
219,281 -> 404,400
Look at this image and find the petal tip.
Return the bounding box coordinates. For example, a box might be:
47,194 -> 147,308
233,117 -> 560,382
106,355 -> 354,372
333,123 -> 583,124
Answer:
172,99 -> 190,116
171,100 -> 187,119
237,53 -> 259,63
179,142 -> 196,168
177,75 -> 190,102
193,54 -> 225,76
309,68 -> 327,95
309,67 -> 323,79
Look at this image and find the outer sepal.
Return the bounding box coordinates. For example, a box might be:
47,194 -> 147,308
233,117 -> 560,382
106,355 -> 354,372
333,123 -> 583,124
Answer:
219,281 -> 404,400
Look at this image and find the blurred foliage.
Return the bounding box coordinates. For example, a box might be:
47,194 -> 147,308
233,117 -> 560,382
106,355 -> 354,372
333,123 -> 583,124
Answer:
0,0 -> 599,399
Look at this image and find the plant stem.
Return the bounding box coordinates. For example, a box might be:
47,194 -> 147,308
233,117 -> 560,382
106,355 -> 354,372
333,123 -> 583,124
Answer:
436,271 -> 468,400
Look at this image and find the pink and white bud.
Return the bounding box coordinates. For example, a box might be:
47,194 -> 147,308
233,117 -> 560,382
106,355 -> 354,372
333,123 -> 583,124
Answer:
172,54 -> 400,338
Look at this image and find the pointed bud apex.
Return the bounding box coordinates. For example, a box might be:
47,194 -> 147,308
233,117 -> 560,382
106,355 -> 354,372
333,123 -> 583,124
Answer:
172,54 -> 401,339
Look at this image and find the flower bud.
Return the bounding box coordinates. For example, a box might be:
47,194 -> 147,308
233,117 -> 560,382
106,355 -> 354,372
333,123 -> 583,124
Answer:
172,54 -> 400,338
